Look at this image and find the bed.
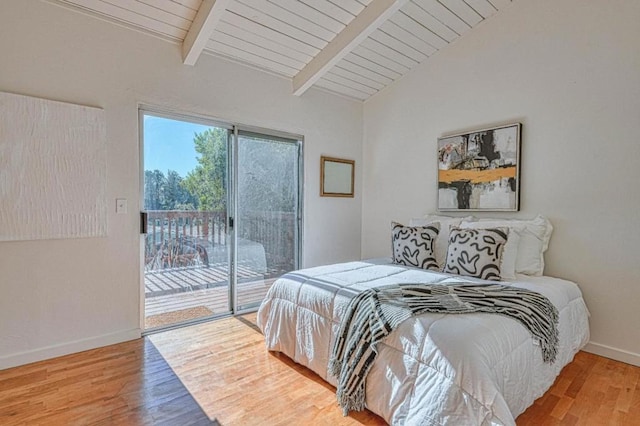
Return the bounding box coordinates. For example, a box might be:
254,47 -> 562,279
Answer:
256,216 -> 590,425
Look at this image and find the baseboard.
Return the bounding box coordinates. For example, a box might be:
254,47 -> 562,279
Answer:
0,328 -> 142,370
583,341 -> 640,367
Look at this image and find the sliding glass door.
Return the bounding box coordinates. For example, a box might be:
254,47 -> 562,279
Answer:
142,113 -> 232,331
235,131 -> 301,312
141,110 -> 302,330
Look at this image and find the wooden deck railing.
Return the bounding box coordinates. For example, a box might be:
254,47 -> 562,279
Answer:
237,210 -> 296,272
146,210 -> 227,247
144,210 -> 296,274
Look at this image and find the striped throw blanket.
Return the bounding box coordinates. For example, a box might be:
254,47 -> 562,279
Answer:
328,283 -> 559,415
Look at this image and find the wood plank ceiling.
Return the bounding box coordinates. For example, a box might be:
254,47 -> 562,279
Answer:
49,0 -> 513,101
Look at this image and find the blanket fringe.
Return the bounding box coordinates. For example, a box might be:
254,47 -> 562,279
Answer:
336,383 -> 366,416
327,354 -> 341,380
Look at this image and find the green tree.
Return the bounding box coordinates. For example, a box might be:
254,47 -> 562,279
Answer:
166,128 -> 297,214
144,169 -> 198,210
165,170 -> 197,210
182,128 -> 228,211
144,169 -> 167,210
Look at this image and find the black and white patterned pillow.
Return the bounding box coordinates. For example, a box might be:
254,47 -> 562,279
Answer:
444,227 -> 509,281
391,222 -> 440,271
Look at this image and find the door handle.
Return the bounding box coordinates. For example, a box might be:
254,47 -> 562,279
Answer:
140,212 -> 148,234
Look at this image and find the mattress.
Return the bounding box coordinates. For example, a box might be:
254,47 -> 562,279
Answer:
257,259 -> 590,425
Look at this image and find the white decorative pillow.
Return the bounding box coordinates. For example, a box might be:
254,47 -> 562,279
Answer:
463,215 -> 553,276
391,222 -> 440,271
443,227 -> 509,281
409,214 -> 473,270
459,222 -> 521,281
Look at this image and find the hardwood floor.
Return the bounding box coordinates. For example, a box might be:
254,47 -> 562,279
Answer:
0,338 -> 216,425
517,350 -> 640,425
1,314 -> 638,425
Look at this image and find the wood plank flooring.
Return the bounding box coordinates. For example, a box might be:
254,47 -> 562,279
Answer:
0,338 -> 217,425
1,314 -> 639,425
517,350 -> 640,425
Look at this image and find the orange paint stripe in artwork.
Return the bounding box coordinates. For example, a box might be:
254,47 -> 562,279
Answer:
439,166 -> 517,184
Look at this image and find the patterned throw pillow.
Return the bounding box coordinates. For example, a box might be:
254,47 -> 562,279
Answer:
391,222 -> 440,271
444,227 -> 509,281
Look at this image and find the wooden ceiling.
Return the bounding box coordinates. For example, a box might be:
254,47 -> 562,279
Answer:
49,0 -> 513,101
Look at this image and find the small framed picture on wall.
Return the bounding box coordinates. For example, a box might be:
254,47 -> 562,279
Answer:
320,156 -> 355,198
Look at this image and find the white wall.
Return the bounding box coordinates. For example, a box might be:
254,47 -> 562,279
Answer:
0,0 -> 362,369
362,0 -> 640,365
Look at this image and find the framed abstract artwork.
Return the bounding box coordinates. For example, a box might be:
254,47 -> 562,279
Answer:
437,123 -> 521,211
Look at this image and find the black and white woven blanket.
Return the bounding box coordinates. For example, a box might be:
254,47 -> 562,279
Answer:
327,283 -> 559,415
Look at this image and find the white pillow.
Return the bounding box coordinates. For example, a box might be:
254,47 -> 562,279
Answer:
461,215 -> 553,276
459,222 -> 521,281
409,214 -> 473,271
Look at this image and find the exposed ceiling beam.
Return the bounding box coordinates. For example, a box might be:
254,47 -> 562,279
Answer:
292,0 -> 409,97
182,0 -> 232,66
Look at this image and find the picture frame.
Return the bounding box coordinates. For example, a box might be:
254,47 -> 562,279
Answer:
320,156 -> 355,198
437,123 -> 521,211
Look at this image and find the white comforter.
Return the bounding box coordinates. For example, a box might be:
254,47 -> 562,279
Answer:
257,259 -> 590,425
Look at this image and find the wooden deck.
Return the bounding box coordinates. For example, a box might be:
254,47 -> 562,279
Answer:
145,278 -> 277,316
144,264 -> 279,328
144,263 -> 270,296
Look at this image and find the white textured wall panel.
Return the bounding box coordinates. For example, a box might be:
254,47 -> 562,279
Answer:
0,92 -> 107,241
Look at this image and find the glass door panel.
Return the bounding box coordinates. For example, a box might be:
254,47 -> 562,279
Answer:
235,132 -> 301,311
142,112 -> 231,330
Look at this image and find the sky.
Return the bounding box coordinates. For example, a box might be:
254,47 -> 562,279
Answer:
143,114 -> 212,177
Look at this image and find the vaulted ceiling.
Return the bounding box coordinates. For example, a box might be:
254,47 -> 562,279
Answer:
50,0 -> 513,101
